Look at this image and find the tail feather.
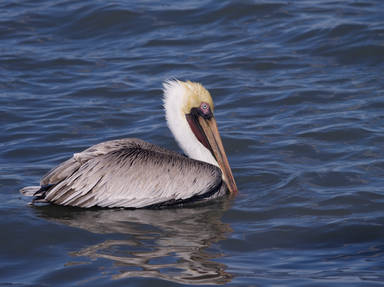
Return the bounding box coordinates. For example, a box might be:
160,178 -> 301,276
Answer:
20,186 -> 41,196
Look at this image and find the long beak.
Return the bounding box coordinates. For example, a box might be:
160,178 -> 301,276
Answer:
198,116 -> 238,193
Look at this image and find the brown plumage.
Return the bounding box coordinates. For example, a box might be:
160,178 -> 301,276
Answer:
21,138 -> 226,208
20,80 -> 237,208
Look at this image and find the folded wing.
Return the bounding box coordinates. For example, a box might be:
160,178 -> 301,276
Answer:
35,138 -> 223,208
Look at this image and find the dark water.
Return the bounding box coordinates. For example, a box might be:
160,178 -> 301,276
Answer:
1,0 -> 384,286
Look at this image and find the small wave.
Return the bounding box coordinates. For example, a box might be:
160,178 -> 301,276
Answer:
298,126 -> 372,142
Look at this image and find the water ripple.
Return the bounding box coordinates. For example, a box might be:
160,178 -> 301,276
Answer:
1,0 -> 384,286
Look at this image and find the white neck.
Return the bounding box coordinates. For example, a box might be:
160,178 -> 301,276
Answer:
163,80 -> 218,167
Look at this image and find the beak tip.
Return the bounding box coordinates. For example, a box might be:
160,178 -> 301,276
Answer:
198,116 -> 238,195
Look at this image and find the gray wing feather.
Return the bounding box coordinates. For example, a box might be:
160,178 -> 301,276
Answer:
41,138 -> 181,186
41,138 -> 222,208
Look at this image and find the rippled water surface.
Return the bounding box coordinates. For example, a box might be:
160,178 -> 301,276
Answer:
1,0 -> 384,286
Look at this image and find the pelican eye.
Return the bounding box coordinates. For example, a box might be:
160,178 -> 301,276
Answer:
200,102 -> 209,112
198,102 -> 212,118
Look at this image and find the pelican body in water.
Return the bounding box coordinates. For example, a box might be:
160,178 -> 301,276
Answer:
20,80 -> 237,208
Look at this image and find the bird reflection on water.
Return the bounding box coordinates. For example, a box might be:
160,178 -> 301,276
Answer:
33,201 -> 233,284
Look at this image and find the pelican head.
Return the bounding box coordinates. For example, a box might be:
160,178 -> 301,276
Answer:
163,80 -> 237,193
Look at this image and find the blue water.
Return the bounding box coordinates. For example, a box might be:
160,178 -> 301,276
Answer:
1,0 -> 384,286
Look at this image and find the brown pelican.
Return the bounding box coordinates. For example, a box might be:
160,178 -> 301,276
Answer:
20,80 -> 237,208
